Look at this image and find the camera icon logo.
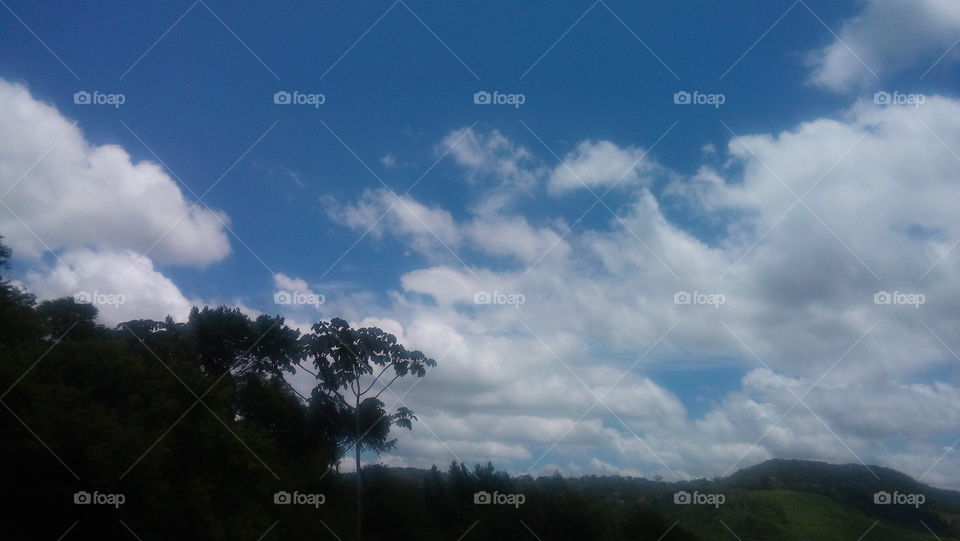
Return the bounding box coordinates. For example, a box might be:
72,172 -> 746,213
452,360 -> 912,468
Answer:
274,491 -> 291,504
74,91 -> 91,105
274,91 -> 291,105
674,491 -> 691,504
474,91 -> 491,105
474,291 -> 492,304
873,291 -> 892,305
273,291 -> 292,305
673,291 -> 692,305
74,291 -> 93,304
474,491 -> 491,504
874,91 -> 891,105
673,91 -> 691,105
874,491 -> 891,504
74,491 -> 91,504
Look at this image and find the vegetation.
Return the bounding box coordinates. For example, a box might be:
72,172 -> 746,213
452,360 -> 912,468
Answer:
2,236 -> 959,540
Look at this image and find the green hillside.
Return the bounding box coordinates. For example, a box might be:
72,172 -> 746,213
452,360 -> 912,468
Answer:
349,460 -> 960,540
680,489 -> 956,540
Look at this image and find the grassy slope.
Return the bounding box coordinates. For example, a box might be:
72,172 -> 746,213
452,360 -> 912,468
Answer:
680,490 -> 957,541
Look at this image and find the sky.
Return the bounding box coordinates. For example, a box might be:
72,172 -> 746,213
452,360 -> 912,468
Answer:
3,0 -> 960,488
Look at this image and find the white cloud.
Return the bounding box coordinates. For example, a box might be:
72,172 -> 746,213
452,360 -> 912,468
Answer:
548,140 -> 659,193
440,127 -> 545,213
466,216 -> 568,263
401,266 -> 478,306
13,73 -> 960,488
441,127 -> 542,188
380,153 -> 399,168
0,80 -> 230,266
325,99 -> 960,488
808,0 -> 960,91
0,79 -> 238,327
326,188 -> 460,257
24,248 -> 196,326
328,184 -> 568,266
274,272 -> 310,293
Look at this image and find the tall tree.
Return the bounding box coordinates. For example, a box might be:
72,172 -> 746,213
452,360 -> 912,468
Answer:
303,317 -> 435,539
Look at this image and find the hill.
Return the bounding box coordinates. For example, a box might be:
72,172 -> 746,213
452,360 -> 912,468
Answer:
341,459 -> 960,540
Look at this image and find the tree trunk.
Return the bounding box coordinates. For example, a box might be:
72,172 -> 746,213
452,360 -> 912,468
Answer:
355,397 -> 362,540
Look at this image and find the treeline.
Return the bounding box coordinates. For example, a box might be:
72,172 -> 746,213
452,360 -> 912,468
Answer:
1,291 -> 339,537
0,235 -> 698,540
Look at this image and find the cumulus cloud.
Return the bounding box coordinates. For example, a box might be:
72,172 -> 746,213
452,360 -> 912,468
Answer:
11,72 -> 960,488
325,101 -> 960,488
0,79 -> 236,325
0,80 -> 231,266
24,248 -> 196,326
808,0 -> 960,91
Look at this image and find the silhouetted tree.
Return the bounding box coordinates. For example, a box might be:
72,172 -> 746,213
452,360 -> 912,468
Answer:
0,235 -> 41,346
303,317 -> 435,539
36,297 -> 99,340
183,306 -> 300,377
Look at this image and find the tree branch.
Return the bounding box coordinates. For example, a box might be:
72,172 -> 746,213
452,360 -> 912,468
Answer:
372,372 -> 402,401
295,360 -> 318,378
322,387 -> 351,409
279,374 -> 309,402
360,361 -> 395,397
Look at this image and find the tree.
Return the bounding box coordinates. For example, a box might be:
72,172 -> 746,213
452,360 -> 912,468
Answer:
303,317 -> 435,539
0,235 -> 42,347
36,297 -> 100,340
183,306 -> 301,377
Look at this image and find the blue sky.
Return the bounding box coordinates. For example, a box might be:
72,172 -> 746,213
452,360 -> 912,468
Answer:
0,0 -> 912,297
4,0 -> 960,487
